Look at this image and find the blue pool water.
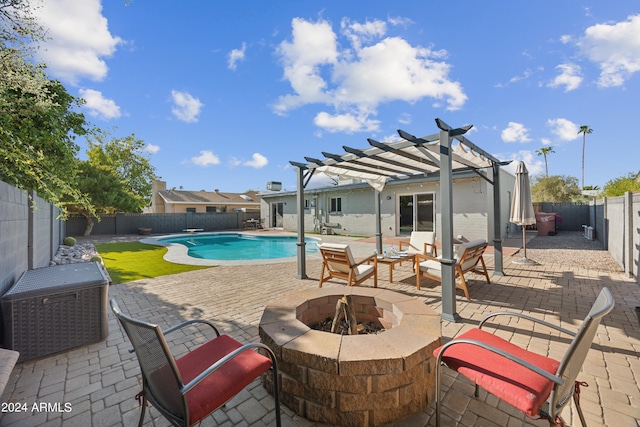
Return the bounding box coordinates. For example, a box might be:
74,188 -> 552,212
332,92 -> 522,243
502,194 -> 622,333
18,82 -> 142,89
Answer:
159,233 -> 319,261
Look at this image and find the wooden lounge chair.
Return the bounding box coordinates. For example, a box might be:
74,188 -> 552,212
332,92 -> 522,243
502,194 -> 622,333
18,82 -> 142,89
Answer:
318,243 -> 377,288
399,231 -> 438,257
415,239 -> 490,299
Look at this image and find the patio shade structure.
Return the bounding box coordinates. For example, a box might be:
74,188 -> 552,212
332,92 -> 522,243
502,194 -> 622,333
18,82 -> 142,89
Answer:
510,161 -> 537,265
290,118 -> 511,322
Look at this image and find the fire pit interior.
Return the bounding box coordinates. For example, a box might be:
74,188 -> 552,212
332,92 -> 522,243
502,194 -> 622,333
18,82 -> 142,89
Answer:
306,294 -> 390,335
259,287 -> 441,426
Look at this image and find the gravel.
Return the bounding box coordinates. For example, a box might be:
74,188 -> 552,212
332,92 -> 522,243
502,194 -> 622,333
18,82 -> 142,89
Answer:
520,231 -> 623,272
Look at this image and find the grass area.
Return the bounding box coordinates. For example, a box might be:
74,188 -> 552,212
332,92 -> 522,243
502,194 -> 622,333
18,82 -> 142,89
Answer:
95,241 -> 211,284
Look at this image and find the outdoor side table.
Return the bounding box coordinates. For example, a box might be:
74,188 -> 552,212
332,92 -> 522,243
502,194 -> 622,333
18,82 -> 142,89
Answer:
2,262 -> 110,362
374,254 -> 411,283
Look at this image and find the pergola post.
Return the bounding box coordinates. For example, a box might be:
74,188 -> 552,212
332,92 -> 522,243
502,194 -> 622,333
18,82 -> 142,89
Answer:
374,190 -> 383,254
437,128 -> 461,322
492,163 -> 504,276
296,166 -> 307,279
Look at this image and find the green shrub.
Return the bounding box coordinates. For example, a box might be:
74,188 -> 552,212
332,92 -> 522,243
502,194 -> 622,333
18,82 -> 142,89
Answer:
63,236 -> 76,246
90,255 -> 103,265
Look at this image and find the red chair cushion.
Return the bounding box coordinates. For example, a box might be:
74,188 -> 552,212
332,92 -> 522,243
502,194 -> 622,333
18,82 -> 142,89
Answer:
433,328 -> 560,416
176,334 -> 273,425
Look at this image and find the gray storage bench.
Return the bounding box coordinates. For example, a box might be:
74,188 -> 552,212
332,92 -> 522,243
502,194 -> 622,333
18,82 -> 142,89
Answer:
2,262 -> 109,362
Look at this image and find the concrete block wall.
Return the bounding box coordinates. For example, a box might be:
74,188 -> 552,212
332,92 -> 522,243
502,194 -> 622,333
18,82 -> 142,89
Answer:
65,211 -> 258,236
0,182 -> 29,296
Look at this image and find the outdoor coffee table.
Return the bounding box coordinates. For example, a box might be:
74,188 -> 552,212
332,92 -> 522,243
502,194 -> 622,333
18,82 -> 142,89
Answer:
375,253 -> 413,282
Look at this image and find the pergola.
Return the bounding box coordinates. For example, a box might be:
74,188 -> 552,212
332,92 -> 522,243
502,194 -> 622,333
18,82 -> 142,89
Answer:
290,118 -> 511,321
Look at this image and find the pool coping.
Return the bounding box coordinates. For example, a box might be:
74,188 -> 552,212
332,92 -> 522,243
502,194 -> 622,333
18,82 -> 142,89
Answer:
141,231 -> 323,266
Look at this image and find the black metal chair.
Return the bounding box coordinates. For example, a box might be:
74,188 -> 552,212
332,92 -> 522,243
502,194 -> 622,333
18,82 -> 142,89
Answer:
434,287 -> 614,426
110,299 -> 281,426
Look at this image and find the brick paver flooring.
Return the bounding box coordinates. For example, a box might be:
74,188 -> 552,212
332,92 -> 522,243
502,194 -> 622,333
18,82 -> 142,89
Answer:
1,236 -> 638,426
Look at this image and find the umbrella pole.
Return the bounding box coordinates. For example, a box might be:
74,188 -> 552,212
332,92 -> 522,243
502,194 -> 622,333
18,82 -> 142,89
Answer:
522,226 -> 527,258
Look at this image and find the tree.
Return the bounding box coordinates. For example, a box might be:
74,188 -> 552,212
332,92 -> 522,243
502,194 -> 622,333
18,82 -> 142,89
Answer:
0,0 -> 50,107
70,161 -> 142,236
578,125 -> 593,189
0,0 -> 94,215
535,146 -> 555,178
0,78 -> 93,213
531,175 -> 581,202
85,130 -> 158,209
602,172 -> 640,197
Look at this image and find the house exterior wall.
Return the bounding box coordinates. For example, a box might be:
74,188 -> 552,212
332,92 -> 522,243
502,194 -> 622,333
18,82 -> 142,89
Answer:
259,169 -> 516,242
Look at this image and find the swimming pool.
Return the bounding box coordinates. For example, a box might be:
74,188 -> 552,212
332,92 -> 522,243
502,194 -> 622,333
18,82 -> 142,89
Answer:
158,233 -> 319,261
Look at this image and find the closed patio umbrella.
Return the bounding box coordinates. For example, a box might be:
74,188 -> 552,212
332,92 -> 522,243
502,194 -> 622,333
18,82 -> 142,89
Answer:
510,161 -> 537,264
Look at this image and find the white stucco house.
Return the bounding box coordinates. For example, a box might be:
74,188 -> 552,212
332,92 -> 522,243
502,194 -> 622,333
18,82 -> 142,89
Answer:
259,169 -> 515,242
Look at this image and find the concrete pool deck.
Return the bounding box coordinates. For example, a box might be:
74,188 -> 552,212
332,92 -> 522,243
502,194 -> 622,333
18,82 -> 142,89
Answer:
1,233 -> 637,426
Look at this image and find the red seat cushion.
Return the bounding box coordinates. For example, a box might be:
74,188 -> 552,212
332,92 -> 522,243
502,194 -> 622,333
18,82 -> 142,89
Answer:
433,328 -> 560,416
177,334 -> 273,425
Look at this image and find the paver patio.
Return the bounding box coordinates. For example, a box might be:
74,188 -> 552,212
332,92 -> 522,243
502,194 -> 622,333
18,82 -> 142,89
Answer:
1,235 -> 638,427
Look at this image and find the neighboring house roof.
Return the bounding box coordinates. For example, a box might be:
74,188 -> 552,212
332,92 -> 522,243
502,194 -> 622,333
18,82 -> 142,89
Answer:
159,190 -> 259,205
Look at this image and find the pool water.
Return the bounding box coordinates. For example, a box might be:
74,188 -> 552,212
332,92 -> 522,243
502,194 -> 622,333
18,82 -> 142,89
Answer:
159,233 -> 319,261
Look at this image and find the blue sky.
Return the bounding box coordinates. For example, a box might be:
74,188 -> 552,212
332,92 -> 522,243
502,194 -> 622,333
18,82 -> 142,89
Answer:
34,1 -> 640,193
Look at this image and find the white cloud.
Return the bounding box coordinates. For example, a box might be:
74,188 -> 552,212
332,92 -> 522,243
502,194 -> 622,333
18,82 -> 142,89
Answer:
313,111 -> 380,133
34,0 -> 122,84
548,63 -> 583,92
145,144 -> 160,154
274,18 -> 338,114
499,151 -> 544,176
191,150 -> 220,166
78,88 -> 121,119
273,17 -> 466,132
171,90 -> 204,123
332,37 -> 466,109
547,118 -> 579,141
243,153 -> 268,168
228,42 -> 247,70
577,14 -> 640,87
501,122 -> 531,143
341,18 -> 387,50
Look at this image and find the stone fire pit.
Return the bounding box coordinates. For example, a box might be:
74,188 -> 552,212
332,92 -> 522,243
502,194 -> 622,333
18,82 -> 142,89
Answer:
259,287 -> 441,426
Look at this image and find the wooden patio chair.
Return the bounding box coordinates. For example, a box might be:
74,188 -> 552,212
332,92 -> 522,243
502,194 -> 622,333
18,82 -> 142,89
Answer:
318,243 -> 377,288
110,299 -> 281,427
433,287 -> 614,426
415,239 -> 490,299
399,231 -> 438,257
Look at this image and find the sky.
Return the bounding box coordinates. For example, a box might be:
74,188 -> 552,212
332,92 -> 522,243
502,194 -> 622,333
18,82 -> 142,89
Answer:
33,1 -> 640,193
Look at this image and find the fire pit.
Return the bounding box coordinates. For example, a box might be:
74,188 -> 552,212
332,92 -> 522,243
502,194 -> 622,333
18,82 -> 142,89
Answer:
259,287 -> 441,426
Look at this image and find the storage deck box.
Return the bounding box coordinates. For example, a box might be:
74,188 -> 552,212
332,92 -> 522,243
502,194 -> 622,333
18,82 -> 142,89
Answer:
2,262 -> 109,362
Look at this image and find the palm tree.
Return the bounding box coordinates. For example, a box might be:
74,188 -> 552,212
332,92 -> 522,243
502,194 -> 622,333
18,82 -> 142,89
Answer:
578,125 -> 593,189
536,146 -> 555,177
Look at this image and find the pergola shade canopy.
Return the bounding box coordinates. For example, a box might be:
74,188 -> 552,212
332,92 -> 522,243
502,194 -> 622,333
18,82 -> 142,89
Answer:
294,127 -> 500,191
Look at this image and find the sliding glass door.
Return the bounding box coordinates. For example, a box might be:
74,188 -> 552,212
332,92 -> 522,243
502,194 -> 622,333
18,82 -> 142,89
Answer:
398,193 -> 434,234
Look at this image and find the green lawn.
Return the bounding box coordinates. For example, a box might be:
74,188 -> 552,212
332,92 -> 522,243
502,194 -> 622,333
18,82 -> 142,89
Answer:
95,241 -> 211,284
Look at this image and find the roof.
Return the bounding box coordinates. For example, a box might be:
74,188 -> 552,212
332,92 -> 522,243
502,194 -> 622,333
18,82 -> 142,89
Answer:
158,190 -> 259,205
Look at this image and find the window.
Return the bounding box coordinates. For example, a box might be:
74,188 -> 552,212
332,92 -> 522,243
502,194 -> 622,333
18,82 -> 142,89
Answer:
330,197 -> 342,213
206,206 -> 216,213
186,207 -> 196,213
